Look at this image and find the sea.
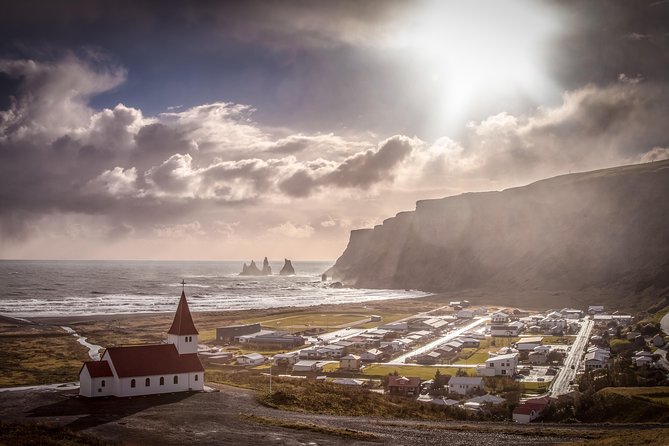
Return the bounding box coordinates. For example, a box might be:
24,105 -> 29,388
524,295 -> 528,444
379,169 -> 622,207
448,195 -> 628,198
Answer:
0,260 -> 427,318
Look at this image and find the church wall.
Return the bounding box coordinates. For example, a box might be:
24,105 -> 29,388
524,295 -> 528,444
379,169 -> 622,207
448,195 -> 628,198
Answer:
115,371 -> 203,397
79,366 -> 93,397
79,367 -> 114,397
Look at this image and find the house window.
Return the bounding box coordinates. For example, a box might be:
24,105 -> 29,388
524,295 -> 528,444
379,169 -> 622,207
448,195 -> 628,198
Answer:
131,379 -> 136,388
194,374 -> 199,381
145,378 -> 151,387
502,370 -> 507,375
174,376 -> 178,384
98,388 -> 101,393
184,336 -> 188,342
101,380 -> 105,387
189,336 -> 192,342
160,377 -> 165,385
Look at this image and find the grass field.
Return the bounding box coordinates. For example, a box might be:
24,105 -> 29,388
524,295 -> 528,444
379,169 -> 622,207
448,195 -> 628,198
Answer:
601,386 -> 669,406
361,364 -> 476,379
0,324 -> 90,387
450,337 -> 520,366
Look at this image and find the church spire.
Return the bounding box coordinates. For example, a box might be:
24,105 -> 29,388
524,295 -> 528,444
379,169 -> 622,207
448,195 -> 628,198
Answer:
167,287 -> 199,335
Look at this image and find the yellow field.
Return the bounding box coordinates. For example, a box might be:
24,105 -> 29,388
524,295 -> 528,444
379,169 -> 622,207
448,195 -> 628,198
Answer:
361,364 -> 477,379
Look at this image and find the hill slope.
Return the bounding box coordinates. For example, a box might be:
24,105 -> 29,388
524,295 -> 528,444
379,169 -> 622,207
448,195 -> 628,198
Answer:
330,160 -> 669,310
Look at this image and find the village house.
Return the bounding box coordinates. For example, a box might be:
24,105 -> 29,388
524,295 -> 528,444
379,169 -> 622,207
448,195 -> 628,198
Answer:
633,350 -> 653,367
584,347 -> 610,370
79,289 -> 204,398
477,353 -> 519,377
216,323 -> 261,343
378,321 -> 409,332
528,350 -> 548,365
513,397 -> 552,423
292,360 -> 323,373
447,376 -> 484,395
237,330 -> 305,348
236,353 -> 266,366
387,376 -> 421,396
491,312 -> 510,324
456,309 -> 474,319
272,352 -> 299,367
588,305 -> 605,314
339,354 -> 361,370
360,348 -> 384,362
456,337 -> 481,348
489,321 -> 524,336
515,336 -> 544,351
415,351 -> 441,365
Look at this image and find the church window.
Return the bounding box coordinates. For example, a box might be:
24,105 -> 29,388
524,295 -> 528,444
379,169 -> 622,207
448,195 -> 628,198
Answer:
101,380 -> 105,387
145,378 -> 151,387
160,377 -> 165,385
174,376 -> 178,384
131,379 -> 136,388
194,374 -> 198,381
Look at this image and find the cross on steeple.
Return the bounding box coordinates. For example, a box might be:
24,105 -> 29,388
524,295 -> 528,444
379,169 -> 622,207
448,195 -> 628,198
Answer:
180,279 -> 186,292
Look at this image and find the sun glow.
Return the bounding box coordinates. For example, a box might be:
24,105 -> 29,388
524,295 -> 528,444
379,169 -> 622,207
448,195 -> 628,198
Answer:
391,0 -> 565,135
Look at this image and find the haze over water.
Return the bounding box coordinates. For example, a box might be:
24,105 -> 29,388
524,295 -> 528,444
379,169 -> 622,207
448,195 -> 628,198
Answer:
0,260 -> 426,318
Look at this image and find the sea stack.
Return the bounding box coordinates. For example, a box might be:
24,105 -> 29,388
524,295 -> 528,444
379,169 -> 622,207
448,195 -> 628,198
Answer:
280,259 -> 296,275
261,257 -> 272,275
240,260 -> 262,276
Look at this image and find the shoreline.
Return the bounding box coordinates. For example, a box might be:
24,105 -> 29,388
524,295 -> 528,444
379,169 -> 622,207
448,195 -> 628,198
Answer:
3,293 -> 444,326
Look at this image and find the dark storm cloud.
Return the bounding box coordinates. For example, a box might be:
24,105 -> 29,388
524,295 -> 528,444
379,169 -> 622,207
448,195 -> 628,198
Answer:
323,136 -> 415,188
549,0 -> 669,87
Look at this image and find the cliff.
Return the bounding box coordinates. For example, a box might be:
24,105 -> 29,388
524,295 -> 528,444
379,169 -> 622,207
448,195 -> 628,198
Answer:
330,160 -> 669,310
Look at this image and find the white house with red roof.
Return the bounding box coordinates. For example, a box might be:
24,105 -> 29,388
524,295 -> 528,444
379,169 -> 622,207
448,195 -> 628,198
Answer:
79,290 -> 204,397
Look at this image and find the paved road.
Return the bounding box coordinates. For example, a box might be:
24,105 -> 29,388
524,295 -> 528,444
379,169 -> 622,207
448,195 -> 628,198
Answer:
388,317 -> 490,364
550,318 -> 594,396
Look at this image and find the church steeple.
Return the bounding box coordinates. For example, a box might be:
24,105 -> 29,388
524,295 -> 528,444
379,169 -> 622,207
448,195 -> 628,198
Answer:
167,282 -> 199,354
168,290 -> 199,336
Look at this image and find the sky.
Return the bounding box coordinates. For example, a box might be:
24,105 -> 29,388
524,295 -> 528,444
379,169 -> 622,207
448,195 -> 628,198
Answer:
1,0 -> 669,261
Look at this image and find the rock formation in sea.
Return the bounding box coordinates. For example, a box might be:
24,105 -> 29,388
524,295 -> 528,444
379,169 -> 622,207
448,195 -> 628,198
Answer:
262,257 -> 272,275
280,259 -> 296,275
329,160 -> 669,311
240,257 -> 273,276
240,260 -> 262,276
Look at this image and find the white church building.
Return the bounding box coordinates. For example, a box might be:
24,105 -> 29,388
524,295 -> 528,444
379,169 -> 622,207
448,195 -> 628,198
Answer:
79,289 -> 204,397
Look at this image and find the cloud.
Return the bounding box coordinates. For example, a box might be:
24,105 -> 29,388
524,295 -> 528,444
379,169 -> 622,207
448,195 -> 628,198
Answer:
267,222 -> 315,239
3,53 -> 669,258
153,221 -> 206,238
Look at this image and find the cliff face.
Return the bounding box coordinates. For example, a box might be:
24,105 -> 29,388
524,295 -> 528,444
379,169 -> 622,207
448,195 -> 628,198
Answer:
331,160 -> 669,309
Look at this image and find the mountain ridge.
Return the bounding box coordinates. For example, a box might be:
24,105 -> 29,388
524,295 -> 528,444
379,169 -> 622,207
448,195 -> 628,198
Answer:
330,160 -> 669,310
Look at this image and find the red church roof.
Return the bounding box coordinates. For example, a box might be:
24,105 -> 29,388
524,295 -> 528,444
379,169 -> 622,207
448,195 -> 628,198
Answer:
167,291 -> 199,335
104,344 -> 203,377
80,360 -> 113,378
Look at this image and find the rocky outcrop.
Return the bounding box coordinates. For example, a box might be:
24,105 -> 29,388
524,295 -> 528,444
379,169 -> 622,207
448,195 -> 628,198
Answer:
262,257 -> 272,275
240,260 -> 262,276
280,259 -> 296,275
330,160 -> 669,310
240,258 -> 272,276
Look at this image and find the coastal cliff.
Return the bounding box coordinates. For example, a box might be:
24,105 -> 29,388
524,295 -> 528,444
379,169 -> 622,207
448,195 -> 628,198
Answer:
330,160 -> 669,309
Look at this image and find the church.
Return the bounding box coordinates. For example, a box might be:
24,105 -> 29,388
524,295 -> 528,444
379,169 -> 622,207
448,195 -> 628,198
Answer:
79,289 -> 204,397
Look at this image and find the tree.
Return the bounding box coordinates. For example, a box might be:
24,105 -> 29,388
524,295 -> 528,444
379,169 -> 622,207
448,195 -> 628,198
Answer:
456,368 -> 468,377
